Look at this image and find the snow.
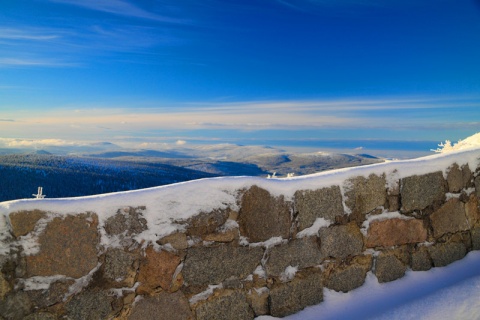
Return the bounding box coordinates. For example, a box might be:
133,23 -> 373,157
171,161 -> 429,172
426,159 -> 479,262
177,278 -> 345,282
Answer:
296,218 -> 332,238
280,265 -> 298,282
257,250 -> 480,320
0,134 -> 480,317
1,146 -> 480,256
434,132 -> 480,153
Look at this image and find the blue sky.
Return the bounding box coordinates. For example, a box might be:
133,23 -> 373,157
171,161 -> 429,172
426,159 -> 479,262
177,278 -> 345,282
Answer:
1,0 -> 480,155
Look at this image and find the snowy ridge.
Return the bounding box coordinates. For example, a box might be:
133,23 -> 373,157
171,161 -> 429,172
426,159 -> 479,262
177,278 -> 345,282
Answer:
1,147 -> 479,255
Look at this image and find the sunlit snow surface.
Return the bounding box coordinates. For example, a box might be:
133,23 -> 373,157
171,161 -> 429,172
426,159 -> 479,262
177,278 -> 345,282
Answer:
1,134 -> 480,318
258,251 -> 480,320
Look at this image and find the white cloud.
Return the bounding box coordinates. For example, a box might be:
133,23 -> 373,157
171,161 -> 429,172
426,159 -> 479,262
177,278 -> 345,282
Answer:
176,140 -> 187,145
0,58 -> 77,68
49,0 -> 186,23
0,27 -> 60,41
0,138 -> 82,147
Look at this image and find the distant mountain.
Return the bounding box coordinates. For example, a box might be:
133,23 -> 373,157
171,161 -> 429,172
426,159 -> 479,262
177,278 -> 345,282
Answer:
0,144 -> 384,201
0,154 -> 217,202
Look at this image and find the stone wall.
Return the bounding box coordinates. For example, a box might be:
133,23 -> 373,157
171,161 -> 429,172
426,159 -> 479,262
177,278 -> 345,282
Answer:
1,157 -> 480,319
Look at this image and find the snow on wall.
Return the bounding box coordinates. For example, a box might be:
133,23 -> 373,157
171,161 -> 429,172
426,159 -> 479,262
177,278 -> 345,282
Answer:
0,147 -> 479,319
1,147 -> 479,254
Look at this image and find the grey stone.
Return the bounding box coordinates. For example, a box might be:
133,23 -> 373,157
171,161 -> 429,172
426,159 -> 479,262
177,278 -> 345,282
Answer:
294,186 -> 344,231
428,242 -> 466,267
26,213 -> 99,278
186,209 -> 230,237
430,199 -> 469,238
447,163 -> 471,193
476,176 -> 480,198
195,290 -> 253,320
344,174 -> 387,215
183,245 -> 263,286
375,253 -> 407,283
24,313 -> 57,320
238,185 -> 292,242
222,278 -> 243,289
325,264 -> 370,293
0,291 -> 32,320
411,248 -> 429,271
128,291 -> 193,320
104,206 -> 147,236
266,237 -> 323,277
411,246 -> 432,271
269,272 -> 323,318
27,279 -> 73,309
157,232 -> 188,250
320,223 -> 364,260
401,171 -> 446,212
65,290 -> 113,320
472,228 -> 480,250
103,248 -> 137,286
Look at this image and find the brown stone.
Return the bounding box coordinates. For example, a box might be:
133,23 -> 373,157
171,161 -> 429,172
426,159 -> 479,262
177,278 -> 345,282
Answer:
430,198 -> 469,238
366,218 -> 427,248
238,185 -> 292,242
446,163 -> 472,193
320,222 -> 364,260
465,194 -> 480,227
186,208 -> 230,237
387,195 -> 400,212
128,291 -> 193,320
0,272 -> 11,300
137,246 -> 181,293
294,186 -> 344,231
26,213 -> 99,278
157,232 -> 188,250
344,174 -> 387,216
247,289 -> 269,316
204,228 -> 237,243
9,210 -> 46,237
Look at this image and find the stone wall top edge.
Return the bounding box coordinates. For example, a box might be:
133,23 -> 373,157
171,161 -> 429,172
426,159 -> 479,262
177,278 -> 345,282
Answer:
1,148 -> 479,218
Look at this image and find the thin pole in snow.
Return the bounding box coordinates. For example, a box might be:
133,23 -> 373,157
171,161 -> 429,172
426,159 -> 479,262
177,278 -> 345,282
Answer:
33,187 -> 46,199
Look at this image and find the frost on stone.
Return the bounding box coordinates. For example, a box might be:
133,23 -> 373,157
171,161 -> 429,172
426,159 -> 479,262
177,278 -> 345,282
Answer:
296,218 -> 332,238
280,265 -> 298,282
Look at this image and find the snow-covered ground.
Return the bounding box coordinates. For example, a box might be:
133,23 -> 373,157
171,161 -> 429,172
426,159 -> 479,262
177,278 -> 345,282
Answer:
1,133 -> 480,319
259,251 -> 480,320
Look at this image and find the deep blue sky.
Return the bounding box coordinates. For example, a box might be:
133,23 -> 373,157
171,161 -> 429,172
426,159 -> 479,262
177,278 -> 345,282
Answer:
1,0 -> 480,155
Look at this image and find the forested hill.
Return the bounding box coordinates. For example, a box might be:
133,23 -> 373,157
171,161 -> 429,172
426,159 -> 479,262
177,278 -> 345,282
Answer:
0,154 -> 219,202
